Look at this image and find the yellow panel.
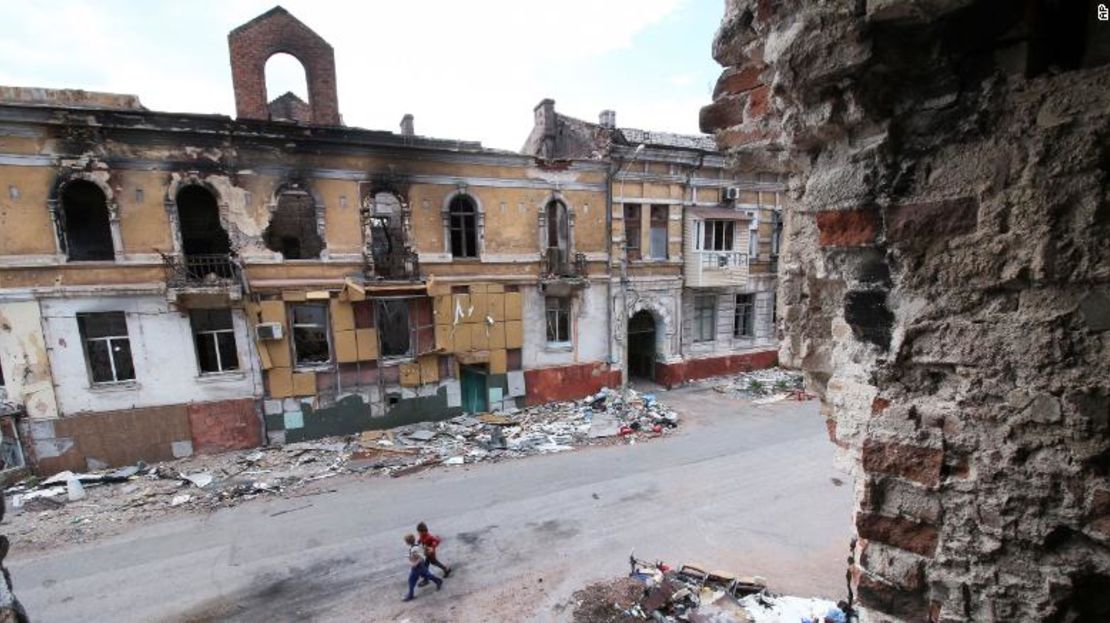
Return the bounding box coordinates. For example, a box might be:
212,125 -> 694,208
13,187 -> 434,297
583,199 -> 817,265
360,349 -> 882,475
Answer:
434,295 -> 453,324
471,323 -> 489,350
356,328 -> 379,360
335,329 -> 359,363
330,299 -> 355,332
292,372 -> 316,396
505,320 -> 523,349
504,293 -> 523,321
487,293 -> 505,322
260,300 -> 286,324
470,293 -> 489,323
436,324 -> 453,352
266,339 -> 292,368
282,290 -> 307,301
306,290 -> 331,300
453,324 -> 472,351
419,355 -> 439,384
257,341 -> 273,370
489,349 -> 507,374
488,322 -> 506,350
470,283 -> 488,294
486,283 -> 505,293
268,367 -> 293,399
453,294 -> 471,324
399,362 -> 421,387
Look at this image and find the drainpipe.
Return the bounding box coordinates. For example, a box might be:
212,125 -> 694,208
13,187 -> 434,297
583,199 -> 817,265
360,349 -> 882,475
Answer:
617,144 -> 646,400
678,153 -> 708,365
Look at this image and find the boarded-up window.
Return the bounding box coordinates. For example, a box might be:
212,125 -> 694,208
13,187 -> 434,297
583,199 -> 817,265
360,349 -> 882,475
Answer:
693,294 -> 717,343
191,309 -> 239,373
61,180 -> 114,261
264,190 -> 324,259
545,297 -> 570,343
734,294 -> 755,338
291,303 -> 330,365
624,204 -> 641,261
448,195 -> 478,258
77,312 -> 135,383
649,205 -> 668,259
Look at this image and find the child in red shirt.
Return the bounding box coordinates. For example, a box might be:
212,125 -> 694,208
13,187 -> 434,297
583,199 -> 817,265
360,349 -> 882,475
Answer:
417,521 -> 451,579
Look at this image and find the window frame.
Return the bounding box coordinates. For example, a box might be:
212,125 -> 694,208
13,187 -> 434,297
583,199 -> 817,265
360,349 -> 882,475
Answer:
448,195 -> 479,259
290,303 -> 332,368
693,294 -> 717,343
77,312 -> 136,385
190,309 -> 240,375
649,204 -> 668,260
734,293 -> 755,338
696,220 -> 735,252
623,204 -> 642,261
545,296 -> 571,345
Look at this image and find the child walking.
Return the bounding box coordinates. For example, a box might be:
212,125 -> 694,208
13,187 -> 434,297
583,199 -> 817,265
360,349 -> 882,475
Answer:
417,521 -> 452,579
403,533 -> 442,602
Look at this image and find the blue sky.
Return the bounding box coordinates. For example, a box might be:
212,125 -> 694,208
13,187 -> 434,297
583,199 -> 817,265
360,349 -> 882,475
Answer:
0,1 -> 725,150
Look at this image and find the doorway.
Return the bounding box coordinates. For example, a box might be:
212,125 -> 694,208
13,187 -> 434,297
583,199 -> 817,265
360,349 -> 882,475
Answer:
627,310 -> 656,381
460,364 -> 489,413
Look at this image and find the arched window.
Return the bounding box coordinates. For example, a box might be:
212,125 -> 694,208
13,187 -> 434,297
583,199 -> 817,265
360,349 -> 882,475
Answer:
448,195 -> 478,258
264,188 -> 324,260
176,186 -> 230,256
545,200 -> 568,253
61,180 -> 114,261
264,53 -> 311,123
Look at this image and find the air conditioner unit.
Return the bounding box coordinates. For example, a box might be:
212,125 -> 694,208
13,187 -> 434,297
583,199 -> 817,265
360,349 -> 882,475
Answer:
255,322 -> 283,341
722,187 -> 741,201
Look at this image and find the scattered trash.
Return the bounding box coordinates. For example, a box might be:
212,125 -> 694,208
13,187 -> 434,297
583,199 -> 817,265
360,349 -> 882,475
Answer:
65,478 -> 85,502
170,494 -> 191,507
181,472 -> 213,489
702,368 -> 806,400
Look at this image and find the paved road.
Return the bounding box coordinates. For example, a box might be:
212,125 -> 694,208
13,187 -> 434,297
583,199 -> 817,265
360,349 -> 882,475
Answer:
8,386 -> 853,622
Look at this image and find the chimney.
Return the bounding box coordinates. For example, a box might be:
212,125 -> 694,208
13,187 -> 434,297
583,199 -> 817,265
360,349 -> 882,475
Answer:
400,114 -> 414,136
534,98 -> 557,159
599,109 -> 616,129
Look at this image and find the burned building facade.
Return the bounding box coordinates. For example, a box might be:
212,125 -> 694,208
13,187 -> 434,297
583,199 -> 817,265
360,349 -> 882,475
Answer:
703,1 -> 1110,622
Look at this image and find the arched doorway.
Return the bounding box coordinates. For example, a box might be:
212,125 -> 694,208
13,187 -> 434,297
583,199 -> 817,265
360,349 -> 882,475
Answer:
627,310 -> 656,381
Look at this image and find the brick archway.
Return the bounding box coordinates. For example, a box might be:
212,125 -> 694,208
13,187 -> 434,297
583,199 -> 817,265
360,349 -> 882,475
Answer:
227,7 -> 340,126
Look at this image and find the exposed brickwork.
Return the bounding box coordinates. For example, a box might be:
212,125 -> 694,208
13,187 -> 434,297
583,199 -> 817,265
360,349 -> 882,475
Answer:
886,198 -> 979,243
187,398 -> 262,455
712,64 -> 765,98
228,7 -> 340,125
815,209 -> 880,247
862,440 -> 943,487
654,349 -> 777,388
524,363 -> 620,406
856,512 -> 939,557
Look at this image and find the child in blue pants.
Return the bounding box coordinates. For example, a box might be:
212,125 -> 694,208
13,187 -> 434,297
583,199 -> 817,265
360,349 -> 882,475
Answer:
403,533 -> 442,601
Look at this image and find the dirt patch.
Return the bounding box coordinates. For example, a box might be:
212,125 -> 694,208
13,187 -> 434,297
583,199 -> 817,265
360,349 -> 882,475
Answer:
569,577 -> 644,622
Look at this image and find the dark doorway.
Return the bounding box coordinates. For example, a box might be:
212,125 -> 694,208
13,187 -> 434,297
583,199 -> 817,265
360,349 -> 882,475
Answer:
627,310 -> 656,381
177,186 -> 231,256
460,365 -> 488,413
61,180 -> 114,261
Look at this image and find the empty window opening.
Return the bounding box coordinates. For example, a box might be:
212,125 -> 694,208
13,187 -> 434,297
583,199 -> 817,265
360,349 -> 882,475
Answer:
545,200 -> 570,274
376,297 -> 435,359
291,303 -> 330,366
77,312 -> 135,384
264,190 -> 324,259
61,180 -> 114,261
624,204 -> 642,261
191,309 -> 239,374
545,296 -> 571,344
734,294 -> 755,338
367,192 -> 406,276
448,195 -> 478,258
693,294 -> 717,343
265,53 -> 311,122
649,205 -> 668,259
177,186 -> 231,256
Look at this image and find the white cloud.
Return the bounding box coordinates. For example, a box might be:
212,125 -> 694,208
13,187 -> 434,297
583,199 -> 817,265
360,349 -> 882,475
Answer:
0,0 -> 704,150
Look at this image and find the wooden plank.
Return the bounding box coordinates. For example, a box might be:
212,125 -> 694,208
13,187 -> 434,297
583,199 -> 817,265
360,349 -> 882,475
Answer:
292,372 -> 316,396
356,328 -> 379,360
504,292 -> 523,321
335,329 -> 359,363
505,320 -> 523,349
419,355 -> 439,384
260,300 -> 286,324
330,299 -> 355,332
268,367 -> 293,398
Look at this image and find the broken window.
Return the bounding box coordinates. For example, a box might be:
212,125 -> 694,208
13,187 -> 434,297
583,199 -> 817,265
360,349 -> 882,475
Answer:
699,220 -> 735,251
734,294 -> 755,338
61,180 -> 114,261
649,205 -> 668,259
190,309 -> 239,374
376,298 -> 434,359
448,195 -> 478,258
545,297 -> 570,344
77,312 -> 135,384
367,192 -> 407,277
291,303 -> 330,366
624,204 -> 641,261
263,190 -> 324,259
177,185 -> 234,280
693,294 -> 717,343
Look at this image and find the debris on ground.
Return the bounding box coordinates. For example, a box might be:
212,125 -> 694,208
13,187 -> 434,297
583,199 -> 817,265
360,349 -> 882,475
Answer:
569,552 -> 843,623
699,368 -> 809,403
3,387 -> 677,550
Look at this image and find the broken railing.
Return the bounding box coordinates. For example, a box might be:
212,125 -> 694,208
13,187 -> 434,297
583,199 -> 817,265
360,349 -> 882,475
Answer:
543,248 -> 588,278
162,253 -> 242,288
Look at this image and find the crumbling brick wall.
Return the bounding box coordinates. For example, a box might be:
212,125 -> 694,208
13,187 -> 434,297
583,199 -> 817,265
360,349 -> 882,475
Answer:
703,1 -> 1110,621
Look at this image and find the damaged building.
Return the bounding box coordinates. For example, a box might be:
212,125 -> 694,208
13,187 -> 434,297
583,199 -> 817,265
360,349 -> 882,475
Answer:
0,6 -> 779,477
702,1 -> 1110,622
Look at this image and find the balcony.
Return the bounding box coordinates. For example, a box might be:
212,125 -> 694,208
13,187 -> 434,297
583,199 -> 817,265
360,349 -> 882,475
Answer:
540,248 -> 589,296
685,250 -> 749,287
163,253 -> 244,307
368,246 -> 421,282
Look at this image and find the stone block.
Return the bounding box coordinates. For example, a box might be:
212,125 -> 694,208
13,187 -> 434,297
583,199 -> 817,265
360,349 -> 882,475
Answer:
1079,289 -> 1110,332
816,209 -> 880,246
860,541 -> 926,590
713,63 -> 765,98
856,512 -> 939,557
885,198 -> 978,243
699,94 -> 748,133
862,440 -> 944,486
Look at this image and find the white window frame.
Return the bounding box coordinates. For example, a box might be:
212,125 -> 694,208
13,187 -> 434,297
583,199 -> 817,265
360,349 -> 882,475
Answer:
290,303 -> 332,368
78,312 -> 134,385
693,294 -> 717,343
734,294 -> 755,338
697,220 -> 735,252
545,296 -> 571,345
191,310 -> 239,374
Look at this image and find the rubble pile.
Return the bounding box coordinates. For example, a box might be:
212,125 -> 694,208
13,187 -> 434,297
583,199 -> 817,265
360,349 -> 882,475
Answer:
3,388 -> 677,549
700,368 -> 806,402
567,553 -> 843,623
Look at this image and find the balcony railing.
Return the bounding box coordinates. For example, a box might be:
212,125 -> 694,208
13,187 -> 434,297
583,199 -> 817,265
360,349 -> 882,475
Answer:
369,247 -> 421,281
697,250 -> 749,269
163,253 -> 241,288
543,248 -> 588,278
